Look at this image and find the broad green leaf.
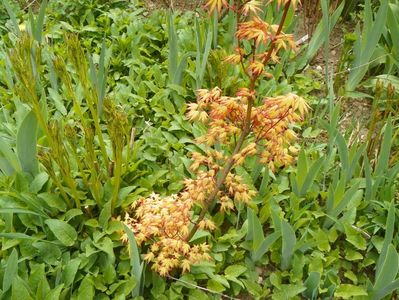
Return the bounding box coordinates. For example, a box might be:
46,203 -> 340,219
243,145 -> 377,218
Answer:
189,229 -> 211,243
332,186 -> 362,218
334,284 -> 367,299
29,172 -> 49,193
45,219 -> 77,246
211,275 -> 230,288
12,277 -> 33,300
207,279 -> 226,293
44,284 -> 63,300
29,264 -> 50,298
344,224 -> 367,250
99,201 -> 111,229
77,276 -> 94,300
273,284 -> 306,299
303,272 -> 320,299
32,241 -> 61,265
62,258 -> 81,287
224,265 -> 247,278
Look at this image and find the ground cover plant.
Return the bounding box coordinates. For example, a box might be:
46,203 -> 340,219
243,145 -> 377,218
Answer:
0,0 -> 398,299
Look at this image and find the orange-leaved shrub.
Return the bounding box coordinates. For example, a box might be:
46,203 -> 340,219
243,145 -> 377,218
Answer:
124,0 -> 309,276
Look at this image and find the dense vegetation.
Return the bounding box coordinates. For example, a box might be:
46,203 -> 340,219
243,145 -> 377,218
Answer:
0,0 -> 398,299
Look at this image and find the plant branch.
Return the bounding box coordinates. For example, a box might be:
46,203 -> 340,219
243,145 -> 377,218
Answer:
261,0 -> 291,66
187,80 -> 255,241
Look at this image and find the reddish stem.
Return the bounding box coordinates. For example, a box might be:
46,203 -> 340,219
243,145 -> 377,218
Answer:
186,0 -> 293,242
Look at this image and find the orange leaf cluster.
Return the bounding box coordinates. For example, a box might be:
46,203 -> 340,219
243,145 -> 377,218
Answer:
124,0 -> 308,277
124,193 -> 211,276
187,88 -> 308,170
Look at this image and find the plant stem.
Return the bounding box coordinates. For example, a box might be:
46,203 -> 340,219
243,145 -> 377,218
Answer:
186,1 -> 292,241
261,0 -> 291,66
187,81 -> 255,241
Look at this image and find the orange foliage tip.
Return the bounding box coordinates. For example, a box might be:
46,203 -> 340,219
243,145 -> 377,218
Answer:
236,17 -> 272,46
204,0 -> 228,14
123,193 -> 212,276
241,0 -> 263,16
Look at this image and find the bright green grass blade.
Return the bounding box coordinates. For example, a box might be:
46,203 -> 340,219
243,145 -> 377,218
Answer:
123,224 -> 143,297
167,11 -> 178,84
335,133 -> 349,172
34,0 -> 47,43
376,201 -> 395,278
16,110 -> 38,175
299,157 -> 324,197
2,248 -> 18,293
375,120 -> 392,177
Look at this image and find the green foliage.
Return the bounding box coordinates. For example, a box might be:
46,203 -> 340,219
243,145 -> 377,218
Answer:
0,0 -> 398,299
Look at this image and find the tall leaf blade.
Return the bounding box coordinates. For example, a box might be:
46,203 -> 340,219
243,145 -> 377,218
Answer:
3,248 -> 18,293
299,157 -> 324,196
281,220 -> 296,270
197,27 -> 213,88
123,224 -> 143,297
376,201 -> 395,277
167,11 -> 178,84
252,231 -> 280,262
34,0 -> 47,43
336,133 -> 349,172
16,110 -> 38,175
346,0 -> 389,91
246,208 -> 264,250
97,39 -> 108,116
375,120 -> 392,177
373,244 -> 399,293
